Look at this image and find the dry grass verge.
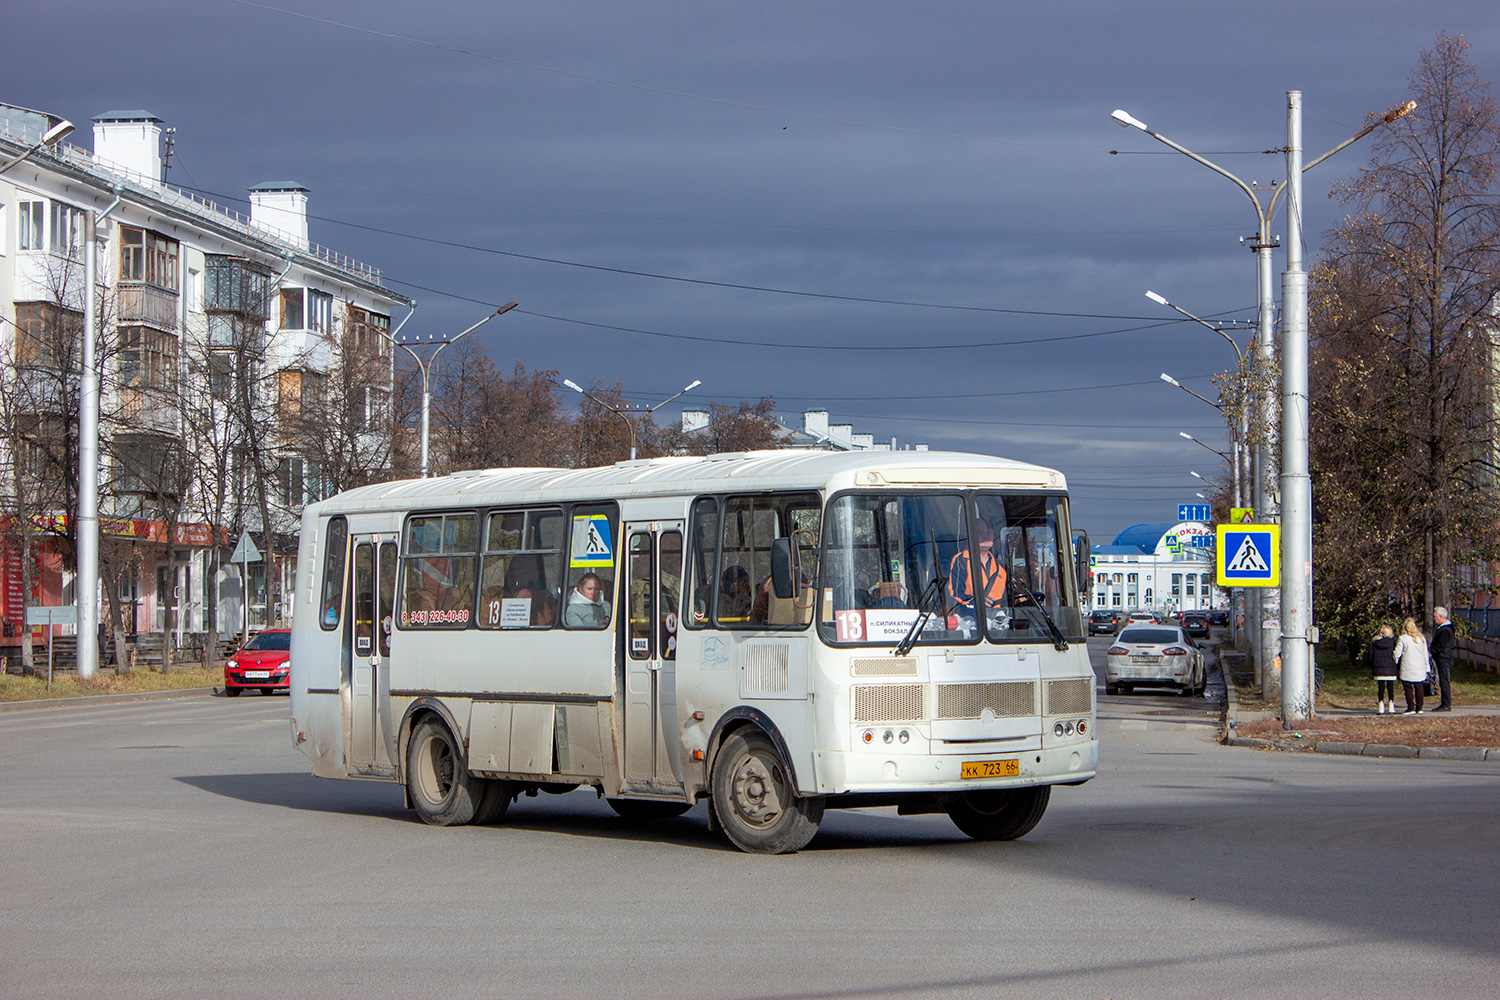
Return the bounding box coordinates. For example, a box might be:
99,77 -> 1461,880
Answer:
1236,714 -> 1500,748
0,667 -> 220,702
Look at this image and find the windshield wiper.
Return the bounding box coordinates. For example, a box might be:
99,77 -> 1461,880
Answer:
1011,576 -> 1069,651
895,572 -> 947,658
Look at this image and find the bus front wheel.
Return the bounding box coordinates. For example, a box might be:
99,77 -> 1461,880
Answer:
406,717 -> 483,826
711,731 -> 823,854
945,785 -> 1050,841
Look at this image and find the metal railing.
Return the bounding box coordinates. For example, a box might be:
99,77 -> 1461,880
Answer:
0,119 -> 385,287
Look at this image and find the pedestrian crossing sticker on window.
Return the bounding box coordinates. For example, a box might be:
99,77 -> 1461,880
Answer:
1216,524 -> 1279,588
571,514 -> 614,568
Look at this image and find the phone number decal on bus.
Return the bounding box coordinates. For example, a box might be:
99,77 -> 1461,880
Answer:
400,609 -> 471,626
961,759 -> 1019,779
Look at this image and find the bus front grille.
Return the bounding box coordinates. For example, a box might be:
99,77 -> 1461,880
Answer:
850,656 -> 918,677
853,684 -> 925,723
1045,678 -> 1093,716
936,681 -> 1036,719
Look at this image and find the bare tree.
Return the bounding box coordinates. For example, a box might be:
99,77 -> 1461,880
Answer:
659,397 -> 781,456
1312,32 -> 1500,644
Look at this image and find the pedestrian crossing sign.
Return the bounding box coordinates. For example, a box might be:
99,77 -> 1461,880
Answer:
1216,524 -> 1279,587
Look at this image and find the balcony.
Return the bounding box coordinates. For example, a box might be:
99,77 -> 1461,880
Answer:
117,283 -> 179,328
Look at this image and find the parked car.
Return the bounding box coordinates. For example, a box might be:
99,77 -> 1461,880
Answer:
1207,609 -> 1229,627
1181,612 -> 1210,638
1104,625 -> 1205,697
224,628 -> 291,696
1089,610 -> 1119,635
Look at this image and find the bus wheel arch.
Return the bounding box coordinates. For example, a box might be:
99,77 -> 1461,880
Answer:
706,711 -> 823,854
399,700 -> 489,827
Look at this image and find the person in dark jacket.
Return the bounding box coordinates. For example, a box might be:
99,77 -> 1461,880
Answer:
1362,625 -> 1399,714
1429,607 -> 1455,712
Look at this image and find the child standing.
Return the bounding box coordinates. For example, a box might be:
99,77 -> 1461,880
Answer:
1362,624 -> 1398,714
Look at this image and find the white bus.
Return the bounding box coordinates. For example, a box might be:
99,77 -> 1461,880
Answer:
289,450 -> 1097,853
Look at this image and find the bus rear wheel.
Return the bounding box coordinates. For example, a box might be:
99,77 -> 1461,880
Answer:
406,718 -> 482,826
945,785 -> 1050,841
711,731 -> 823,854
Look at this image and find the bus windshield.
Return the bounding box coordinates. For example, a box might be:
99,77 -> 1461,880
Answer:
817,492 -> 1082,648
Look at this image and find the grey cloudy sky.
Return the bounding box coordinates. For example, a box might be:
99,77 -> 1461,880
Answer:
7,1 -> 1498,539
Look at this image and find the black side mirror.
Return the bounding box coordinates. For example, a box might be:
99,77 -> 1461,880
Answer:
770,538 -> 796,599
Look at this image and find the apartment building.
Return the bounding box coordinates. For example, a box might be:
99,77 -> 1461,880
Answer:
0,102 -> 412,659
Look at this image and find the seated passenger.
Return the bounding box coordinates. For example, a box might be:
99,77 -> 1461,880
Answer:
719,566 -> 752,622
565,572 -> 610,628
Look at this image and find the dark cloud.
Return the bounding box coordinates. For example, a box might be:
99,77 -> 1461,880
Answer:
7,0 -> 1495,537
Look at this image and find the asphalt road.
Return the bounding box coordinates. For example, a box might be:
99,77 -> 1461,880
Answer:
1,637 -> 1496,999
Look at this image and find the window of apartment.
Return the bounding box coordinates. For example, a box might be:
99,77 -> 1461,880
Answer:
119,226 -> 179,290
278,368 -> 326,422
19,201 -> 44,251
204,256 -> 271,315
279,288 -> 304,330
50,202 -> 83,257
1186,574 -> 1196,597
113,433 -> 184,498
186,267 -> 200,312
1127,573 -> 1138,584
348,305 -> 391,355
118,326 -> 179,391
1171,573 -> 1182,598
277,455 -> 305,507
208,353 -> 233,400
359,386 -> 390,431
14,301 -> 82,369
15,413 -> 66,480
307,289 -> 333,333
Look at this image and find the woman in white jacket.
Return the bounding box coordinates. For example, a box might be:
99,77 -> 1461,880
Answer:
1393,617 -> 1430,715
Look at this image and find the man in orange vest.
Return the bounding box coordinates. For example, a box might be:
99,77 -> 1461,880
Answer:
949,519 -> 1007,608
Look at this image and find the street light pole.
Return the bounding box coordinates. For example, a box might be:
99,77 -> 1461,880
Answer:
561,378 -> 702,461
378,303 -> 517,478
1116,109 -> 1280,680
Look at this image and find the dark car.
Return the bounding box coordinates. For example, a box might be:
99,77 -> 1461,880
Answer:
1181,612 -> 1210,638
224,628 -> 291,696
1089,610 -> 1118,635
1207,609 -> 1229,627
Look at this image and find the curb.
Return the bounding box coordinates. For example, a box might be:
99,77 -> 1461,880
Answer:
1216,649 -> 1500,761
0,688 -> 219,713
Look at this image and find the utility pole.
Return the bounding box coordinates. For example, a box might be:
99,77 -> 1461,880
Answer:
1280,92 -> 1314,723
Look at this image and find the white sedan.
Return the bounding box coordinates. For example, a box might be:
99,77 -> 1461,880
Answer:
1104,625 -> 1205,696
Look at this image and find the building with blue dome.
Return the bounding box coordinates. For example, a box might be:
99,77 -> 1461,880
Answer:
1090,521 -> 1220,613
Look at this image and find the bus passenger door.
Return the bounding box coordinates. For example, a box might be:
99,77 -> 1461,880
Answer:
349,534 -> 397,778
620,522 -> 685,795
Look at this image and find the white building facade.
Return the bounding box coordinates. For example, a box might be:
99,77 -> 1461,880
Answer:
1,103 -> 412,656
1090,521 -> 1222,614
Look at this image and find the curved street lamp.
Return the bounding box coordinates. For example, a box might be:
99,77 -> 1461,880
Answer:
378,302 -> 517,478
562,378 -> 702,461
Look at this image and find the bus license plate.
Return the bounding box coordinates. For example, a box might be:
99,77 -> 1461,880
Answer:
244,670 -> 270,679
961,759 -> 1019,779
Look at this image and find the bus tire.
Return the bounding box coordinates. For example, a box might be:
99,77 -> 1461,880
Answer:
711,731 -> 823,854
471,779 -> 515,825
406,717 -> 481,826
606,798 -> 691,820
945,785 -> 1050,841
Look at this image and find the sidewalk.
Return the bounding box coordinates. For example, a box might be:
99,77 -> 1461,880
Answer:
1217,643 -> 1500,761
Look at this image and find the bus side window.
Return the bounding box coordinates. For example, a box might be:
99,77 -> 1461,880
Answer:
399,512 -> 477,628
684,497 -> 718,629
319,516 -> 348,630
564,503 -> 617,629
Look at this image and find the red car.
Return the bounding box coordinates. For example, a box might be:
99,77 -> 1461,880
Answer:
224,628 -> 291,696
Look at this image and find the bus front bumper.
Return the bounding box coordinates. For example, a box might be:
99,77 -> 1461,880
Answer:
812,740 -> 1099,796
